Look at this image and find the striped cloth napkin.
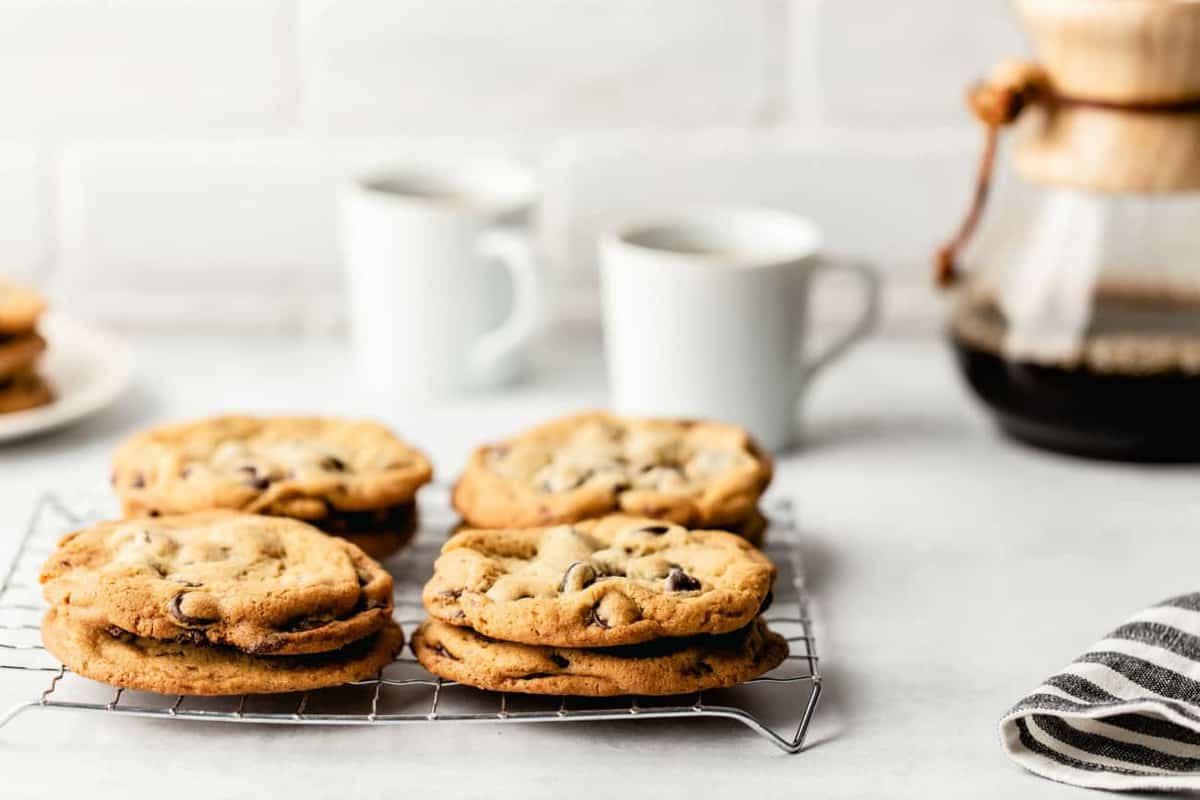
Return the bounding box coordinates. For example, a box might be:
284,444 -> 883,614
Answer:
1001,593 -> 1200,791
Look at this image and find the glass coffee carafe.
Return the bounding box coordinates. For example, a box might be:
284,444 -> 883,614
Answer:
937,0 -> 1200,461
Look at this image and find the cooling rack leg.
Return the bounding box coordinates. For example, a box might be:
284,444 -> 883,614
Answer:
0,700 -> 39,729
791,677 -> 823,753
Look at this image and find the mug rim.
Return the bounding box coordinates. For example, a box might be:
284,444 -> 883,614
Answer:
347,157 -> 537,218
605,206 -> 824,269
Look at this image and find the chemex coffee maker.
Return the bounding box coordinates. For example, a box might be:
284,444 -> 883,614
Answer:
937,0 -> 1200,461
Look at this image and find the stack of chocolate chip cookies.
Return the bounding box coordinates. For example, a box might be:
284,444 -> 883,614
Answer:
111,415 -> 434,560
452,411 -> 774,545
39,512 -> 404,695
412,515 -> 786,695
0,278 -> 52,414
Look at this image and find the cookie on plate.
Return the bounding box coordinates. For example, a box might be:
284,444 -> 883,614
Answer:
111,415 -> 433,560
43,608 -> 403,696
410,617 -> 786,696
0,331 -> 45,379
452,411 -> 772,531
0,278 -> 47,335
423,515 -> 775,648
0,370 -> 53,414
40,511 -> 394,656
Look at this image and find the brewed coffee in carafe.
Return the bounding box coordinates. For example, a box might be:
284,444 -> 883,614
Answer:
937,0 -> 1200,461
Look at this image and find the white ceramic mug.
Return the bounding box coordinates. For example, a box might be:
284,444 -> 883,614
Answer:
339,160 -> 544,399
600,207 -> 880,451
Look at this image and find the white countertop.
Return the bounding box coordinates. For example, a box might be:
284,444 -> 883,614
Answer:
3,328 -> 1195,798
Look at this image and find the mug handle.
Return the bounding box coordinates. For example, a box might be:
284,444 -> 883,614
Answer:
470,227 -> 543,376
799,256 -> 881,382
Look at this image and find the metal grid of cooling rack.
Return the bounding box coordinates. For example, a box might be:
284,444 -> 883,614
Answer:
0,486 -> 821,752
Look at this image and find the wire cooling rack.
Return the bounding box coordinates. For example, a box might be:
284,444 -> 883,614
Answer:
0,486 -> 821,752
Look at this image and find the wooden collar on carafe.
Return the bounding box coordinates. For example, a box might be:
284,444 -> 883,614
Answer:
934,60 -> 1200,289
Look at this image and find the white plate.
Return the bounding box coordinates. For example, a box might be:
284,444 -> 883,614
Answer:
0,314 -> 132,443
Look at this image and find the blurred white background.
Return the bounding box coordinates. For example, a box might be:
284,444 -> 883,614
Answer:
0,0 -> 1028,333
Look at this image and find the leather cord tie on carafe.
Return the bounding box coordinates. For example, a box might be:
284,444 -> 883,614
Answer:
934,60 -> 1200,288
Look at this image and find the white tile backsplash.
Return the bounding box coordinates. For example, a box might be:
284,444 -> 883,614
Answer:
815,0 -> 1029,126
0,0 -> 1023,332
0,0 -> 297,133
546,130 -> 977,285
0,144 -> 43,283
302,0 -> 775,135
56,141 -> 338,322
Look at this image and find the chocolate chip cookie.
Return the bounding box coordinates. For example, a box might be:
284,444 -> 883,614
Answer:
411,617 -> 786,696
0,331 -> 45,379
43,608 -> 403,696
112,415 -> 433,558
0,370 -> 53,414
452,412 -> 772,530
423,515 -> 775,648
40,512 -> 394,656
0,278 -> 47,334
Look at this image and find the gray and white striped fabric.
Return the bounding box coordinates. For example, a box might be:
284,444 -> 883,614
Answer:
1001,593 -> 1200,791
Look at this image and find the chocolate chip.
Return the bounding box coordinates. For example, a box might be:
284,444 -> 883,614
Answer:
148,509 -> 161,517
244,640 -> 283,655
359,597 -> 388,612
130,472 -> 145,489
105,625 -> 133,642
174,630 -> 207,646
287,616 -> 333,632
169,591 -> 217,627
438,588 -> 463,599
588,605 -> 610,629
664,568 -> 701,592
432,644 -> 458,661
549,654 -> 570,669
235,464 -> 272,489
558,561 -> 597,593
173,579 -> 203,588
636,525 -> 670,535
320,455 -> 346,472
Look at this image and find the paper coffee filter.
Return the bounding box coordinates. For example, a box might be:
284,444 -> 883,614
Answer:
998,189 -> 1108,362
